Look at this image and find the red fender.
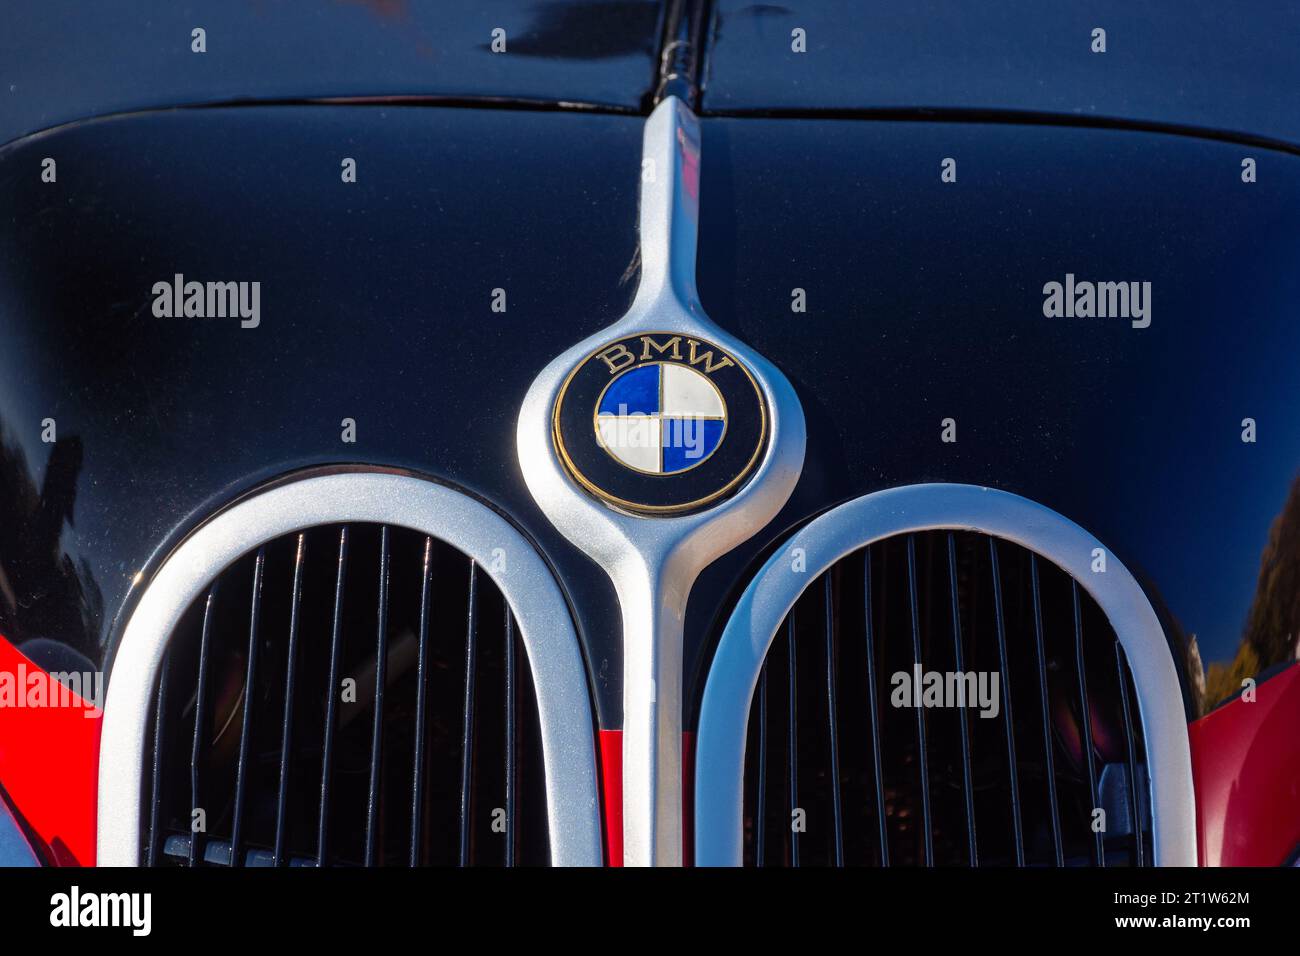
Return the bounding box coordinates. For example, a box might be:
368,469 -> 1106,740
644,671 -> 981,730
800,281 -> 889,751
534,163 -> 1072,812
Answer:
1190,662 -> 1300,866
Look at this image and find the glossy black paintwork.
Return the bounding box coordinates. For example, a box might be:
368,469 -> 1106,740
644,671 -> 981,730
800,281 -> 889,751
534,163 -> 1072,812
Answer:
4,103 -> 1299,730
0,105 -> 643,724
0,0 -> 665,146
704,1 -> 1300,150
683,116 -> 1300,722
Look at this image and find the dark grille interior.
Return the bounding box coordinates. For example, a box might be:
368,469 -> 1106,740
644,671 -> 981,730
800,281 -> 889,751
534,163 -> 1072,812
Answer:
143,523 -> 550,866
741,531 -> 1154,867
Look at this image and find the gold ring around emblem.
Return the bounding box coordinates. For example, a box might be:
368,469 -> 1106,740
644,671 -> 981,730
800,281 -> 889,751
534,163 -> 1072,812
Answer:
551,333 -> 768,515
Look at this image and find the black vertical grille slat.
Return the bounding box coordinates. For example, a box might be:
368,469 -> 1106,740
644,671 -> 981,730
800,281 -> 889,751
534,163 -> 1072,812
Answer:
188,587 -> 216,867
946,533 -> 978,866
146,523 -> 552,867
364,526 -> 390,867
905,535 -> 935,866
1072,581 -> 1105,868
862,546 -> 889,867
273,534 -> 306,867
147,652 -> 169,867
317,526 -> 348,867
786,616 -> 799,867
1116,641 -> 1144,868
821,573 -> 845,866
459,561 -> 479,867
229,546 -> 264,868
504,607 -> 517,868
988,538 -> 1026,867
1029,555 -> 1065,866
410,536 -> 433,867
739,530 -> 1155,868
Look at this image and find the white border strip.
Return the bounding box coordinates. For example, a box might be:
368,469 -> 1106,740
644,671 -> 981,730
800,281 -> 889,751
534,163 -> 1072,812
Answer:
98,472 -> 603,866
694,483 -> 1196,866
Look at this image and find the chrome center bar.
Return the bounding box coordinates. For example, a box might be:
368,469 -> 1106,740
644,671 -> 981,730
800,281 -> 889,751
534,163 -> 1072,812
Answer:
516,97 -> 806,865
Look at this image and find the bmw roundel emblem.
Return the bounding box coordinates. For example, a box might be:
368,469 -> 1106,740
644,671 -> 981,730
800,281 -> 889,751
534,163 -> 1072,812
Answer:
553,332 -> 768,515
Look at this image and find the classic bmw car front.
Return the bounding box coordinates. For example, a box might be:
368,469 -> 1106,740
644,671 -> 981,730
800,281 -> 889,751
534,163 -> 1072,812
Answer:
1,1 -> 1298,875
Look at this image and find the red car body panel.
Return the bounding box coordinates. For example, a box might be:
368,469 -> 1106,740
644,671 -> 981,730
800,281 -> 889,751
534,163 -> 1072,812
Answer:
1190,662 -> 1300,867
0,633 -> 101,865
598,729 -> 623,867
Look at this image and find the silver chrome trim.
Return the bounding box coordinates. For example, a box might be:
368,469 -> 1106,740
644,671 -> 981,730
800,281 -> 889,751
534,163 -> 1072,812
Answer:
694,483 -> 1197,867
517,96 -> 806,865
98,471 -> 603,866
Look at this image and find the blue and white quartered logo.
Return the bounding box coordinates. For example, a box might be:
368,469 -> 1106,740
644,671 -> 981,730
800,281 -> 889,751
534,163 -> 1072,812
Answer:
553,332 -> 767,515
595,361 -> 726,474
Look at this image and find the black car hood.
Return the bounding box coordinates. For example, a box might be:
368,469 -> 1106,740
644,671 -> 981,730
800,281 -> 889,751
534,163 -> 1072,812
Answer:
704,1 -> 1300,151
0,0 -> 666,145
3,100 -> 1300,727
9,2 -> 1300,153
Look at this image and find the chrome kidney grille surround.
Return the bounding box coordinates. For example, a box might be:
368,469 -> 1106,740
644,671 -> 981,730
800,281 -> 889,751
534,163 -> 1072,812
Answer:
97,471 -> 603,866
695,484 -> 1196,867
144,524 -> 553,867
735,530 -> 1150,866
